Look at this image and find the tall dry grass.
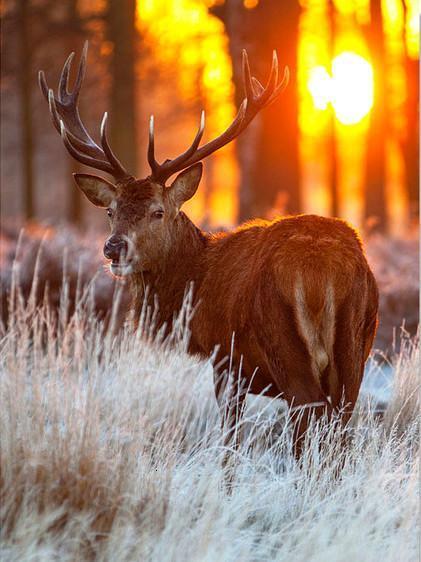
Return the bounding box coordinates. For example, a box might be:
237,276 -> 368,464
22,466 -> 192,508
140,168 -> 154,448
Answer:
0,268 -> 419,561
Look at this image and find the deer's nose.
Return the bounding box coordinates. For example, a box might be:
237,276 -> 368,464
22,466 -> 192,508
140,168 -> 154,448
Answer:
103,236 -> 128,261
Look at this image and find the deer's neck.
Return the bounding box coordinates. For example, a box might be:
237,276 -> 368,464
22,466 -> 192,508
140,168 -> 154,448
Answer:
130,212 -> 208,326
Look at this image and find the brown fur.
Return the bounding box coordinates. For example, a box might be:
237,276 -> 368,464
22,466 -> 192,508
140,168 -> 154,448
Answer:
127,206 -> 378,447
71,170 -> 379,451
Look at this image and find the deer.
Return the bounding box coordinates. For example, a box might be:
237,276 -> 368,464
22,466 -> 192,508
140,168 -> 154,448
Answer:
39,43 -> 379,453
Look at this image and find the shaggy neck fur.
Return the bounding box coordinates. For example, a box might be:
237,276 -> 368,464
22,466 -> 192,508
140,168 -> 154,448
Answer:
130,212 -> 209,328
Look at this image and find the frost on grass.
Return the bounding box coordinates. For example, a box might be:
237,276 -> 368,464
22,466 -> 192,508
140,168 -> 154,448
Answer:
366,232 -> 419,351
0,276 -> 419,562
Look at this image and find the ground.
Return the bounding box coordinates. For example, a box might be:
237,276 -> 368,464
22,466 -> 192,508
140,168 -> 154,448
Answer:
1,286 -> 419,562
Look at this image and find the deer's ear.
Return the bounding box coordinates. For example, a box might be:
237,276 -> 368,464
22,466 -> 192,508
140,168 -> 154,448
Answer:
169,163 -> 203,208
73,173 -> 116,208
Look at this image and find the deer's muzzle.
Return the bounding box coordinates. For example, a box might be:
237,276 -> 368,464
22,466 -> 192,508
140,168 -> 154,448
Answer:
103,236 -> 128,262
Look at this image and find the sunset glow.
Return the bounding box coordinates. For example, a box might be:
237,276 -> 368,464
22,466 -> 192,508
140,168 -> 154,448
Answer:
133,0 -> 416,231
137,0 -> 238,226
308,53 -> 374,125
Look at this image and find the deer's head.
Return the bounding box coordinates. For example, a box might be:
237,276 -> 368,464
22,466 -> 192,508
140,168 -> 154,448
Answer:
39,42 -> 288,276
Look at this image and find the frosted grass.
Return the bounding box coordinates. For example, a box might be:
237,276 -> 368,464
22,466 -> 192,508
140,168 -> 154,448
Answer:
0,269 -> 419,561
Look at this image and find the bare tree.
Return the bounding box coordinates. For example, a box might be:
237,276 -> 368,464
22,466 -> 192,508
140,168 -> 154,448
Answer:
17,0 -> 34,220
327,0 -> 339,217
65,0 -> 84,225
107,0 -> 138,174
364,0 -> 388,232
401,1 -> 419,224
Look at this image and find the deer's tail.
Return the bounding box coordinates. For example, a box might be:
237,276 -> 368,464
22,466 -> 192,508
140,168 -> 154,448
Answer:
294,275 -> 338,401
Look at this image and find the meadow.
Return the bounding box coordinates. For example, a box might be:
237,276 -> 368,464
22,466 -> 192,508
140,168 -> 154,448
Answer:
0,246 -> 419,561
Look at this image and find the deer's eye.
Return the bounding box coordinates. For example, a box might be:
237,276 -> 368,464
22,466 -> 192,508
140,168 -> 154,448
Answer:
152,210 -> 164,220
107,208 -> 113,218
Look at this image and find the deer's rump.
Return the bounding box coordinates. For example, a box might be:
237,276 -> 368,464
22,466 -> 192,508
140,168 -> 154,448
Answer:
192,214 -> 378,407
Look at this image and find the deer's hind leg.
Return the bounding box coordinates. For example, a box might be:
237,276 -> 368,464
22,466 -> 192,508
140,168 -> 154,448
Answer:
256,323 -> 332,456
270,361 -> 332,457
333,273 -> 379,425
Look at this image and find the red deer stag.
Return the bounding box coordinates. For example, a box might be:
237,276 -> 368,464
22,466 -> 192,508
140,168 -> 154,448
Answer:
39,43 -> 378,449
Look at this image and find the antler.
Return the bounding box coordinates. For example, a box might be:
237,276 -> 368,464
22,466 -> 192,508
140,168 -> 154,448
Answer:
39,42 -> 131,182
148,50 -> 289,184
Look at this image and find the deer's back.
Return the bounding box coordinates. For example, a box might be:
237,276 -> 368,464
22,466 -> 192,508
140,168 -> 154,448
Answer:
192,214 -> 373,360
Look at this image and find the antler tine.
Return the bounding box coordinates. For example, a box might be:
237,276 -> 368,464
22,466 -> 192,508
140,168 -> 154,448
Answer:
242,50 -> 255,100
58,52 -> 75,102
38,70 -> 50,103
42,46 -> 101,154
192,110 -> 206,152
47,89 -> 62,134
269,66 -> 289,102
258,50 -> 279,106
72,41 -> 88,101
100,112 -> 129,178
52,89 -> 107,163
148,50 -> 288,183
148,115 -> 159,176
58,115 -> 98,155
60,121 -> 114,175
40,42 -> 131,181
164,111 -> 205,172
251,77 -> 265,96
148,111 -> 205,182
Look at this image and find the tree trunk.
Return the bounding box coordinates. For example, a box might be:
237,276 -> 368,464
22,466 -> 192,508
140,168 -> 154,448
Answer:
66,0 -> 83,225
213,0 -> 301,222
17,0 -> 34,220
327,0 -> 339,217
364,0 -> 388,232
402,2 -> 419,224
107,0 -> 138,175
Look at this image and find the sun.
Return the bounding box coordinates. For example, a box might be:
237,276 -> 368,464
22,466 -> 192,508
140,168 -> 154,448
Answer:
308,52 -> 374,125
